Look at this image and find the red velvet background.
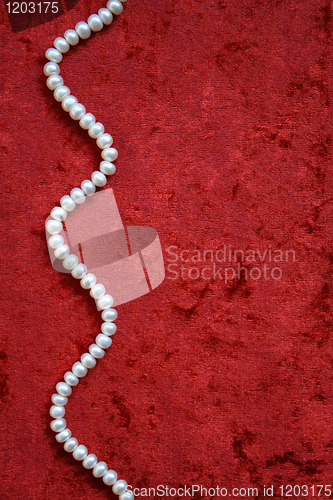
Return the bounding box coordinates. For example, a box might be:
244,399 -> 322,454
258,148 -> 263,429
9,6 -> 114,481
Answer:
1,0 -> 332,499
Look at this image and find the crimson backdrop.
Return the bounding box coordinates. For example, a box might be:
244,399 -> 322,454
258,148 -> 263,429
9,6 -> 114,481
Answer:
1,0 -> 333,499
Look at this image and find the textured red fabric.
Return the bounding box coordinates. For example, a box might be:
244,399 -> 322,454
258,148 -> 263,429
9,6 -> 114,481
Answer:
1,0 -> 332,499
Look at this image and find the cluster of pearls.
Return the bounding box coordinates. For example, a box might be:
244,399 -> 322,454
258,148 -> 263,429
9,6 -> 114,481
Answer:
44,1 -> 134,499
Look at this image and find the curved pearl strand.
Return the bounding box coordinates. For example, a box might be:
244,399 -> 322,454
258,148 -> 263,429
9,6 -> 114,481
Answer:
44,2 -> 134,499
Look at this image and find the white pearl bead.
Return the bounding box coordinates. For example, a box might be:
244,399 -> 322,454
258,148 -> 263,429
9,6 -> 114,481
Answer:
46,219 -> 62,235
90,283 -> 105,299
98,294 -> 114,310
54,244 -> 70,260
80,273 -> 97,289
107,0 -> 123,15
54,86 -> 70,102
98,8 -> 113,25
82,454 -> 98,469
103,469 -> 118,485
120,491 -> 134,500
56,428 -> 71,443
72,361 -> 88,378
48,234 -> 67,250
46,75 -> 63,90
51,394 -> 68,406
62,95 -> 78,112
81,179 -> 96,196
48,234 -> 64,249
70,187 -> 85,204
51,206 -> 67,221
81,353 -> 96,369
96,334 -> 112,349
79,113 -> 96,130
63,254 -> 79,270
64,371 -> 79,386
101,322 -> 117,336
89,343 -> 105,359
73,444 -> 88,461
64,437 -> 78,452
87,14 -> 103,31
101,147 -> 118,162
50,405 -> 65,419
54,37 -> 70,53
69,103 -> 86,120
102,308 -> 118,322
45,47 -> 63,63
43,62 -> 60,76
96,133 -> 113,149
88,122 -> 104,139
56,381 -> 72,397
75,21 -> 91,40
93,461 -> 108,478
50,418 -> 66,432
60,194 -> 76,212
64,29 -> 79,46
91,171 -> 107,187
100,161 -> 116,176
112,480 -> 128,495
71,263 -> 87,279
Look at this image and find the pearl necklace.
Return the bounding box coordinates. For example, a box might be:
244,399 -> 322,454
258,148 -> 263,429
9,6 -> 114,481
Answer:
44,1 -> 134,499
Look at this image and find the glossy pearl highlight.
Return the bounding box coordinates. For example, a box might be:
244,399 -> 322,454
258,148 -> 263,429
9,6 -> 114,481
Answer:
101,147 -> 118,162
88,14 -> 103,31
73,445 -> 88,461
44,62 -> 60,76
81,179 -> 96,196
102,308 -> 118,322
103,469 -> 118,485
72,361 -> 88,378
46,219 -> 62,235
69,104 -> 86,120
62,95 -> 78,112
82,454 -> 98,469
91,171 -> 107,187
75,21 -> 91,40
64,29 -> 79,46
107,0 -> 123,15
71,264 -> 87,279
48,234 -> 64,249
64,438 -> 78,452
64,371 -> 79,387
100,161 -> 116,175
101,322 -> 117,336
98,8 -> 113,25
60,195 -> 76,212
79,113 -> 96,130
96,334 -> 112,349
45,48 -> 62,63
54,37 -> 70,53
63,254 -> 79,270
112,480 -> 128,495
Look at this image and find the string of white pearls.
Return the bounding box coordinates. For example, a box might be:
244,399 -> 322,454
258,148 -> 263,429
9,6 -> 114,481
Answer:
44,1 -> 134,499
44,0 -> 124,174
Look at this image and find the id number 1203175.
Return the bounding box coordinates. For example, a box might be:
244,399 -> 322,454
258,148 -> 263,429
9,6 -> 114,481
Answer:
279,485 -> 331,497
5,2 -> 59,14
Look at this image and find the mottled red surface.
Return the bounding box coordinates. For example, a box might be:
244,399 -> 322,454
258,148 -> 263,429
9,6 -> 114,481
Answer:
1,0 -> 333,499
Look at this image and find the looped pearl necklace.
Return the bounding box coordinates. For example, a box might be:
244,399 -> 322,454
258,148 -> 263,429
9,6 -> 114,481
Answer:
44,2 -> 134,499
